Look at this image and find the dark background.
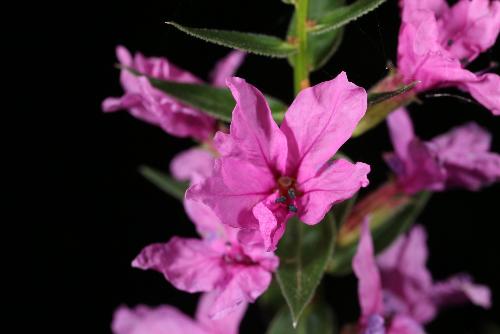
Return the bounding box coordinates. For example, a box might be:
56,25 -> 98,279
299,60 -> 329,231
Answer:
33,0 -> 500,333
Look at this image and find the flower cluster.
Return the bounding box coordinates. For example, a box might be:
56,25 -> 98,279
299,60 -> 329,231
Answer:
103,0 -> 499,332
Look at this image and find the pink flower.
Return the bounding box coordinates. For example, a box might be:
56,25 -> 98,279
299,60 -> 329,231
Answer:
188,73 -> 370,251
397,0 -> 500,115
385,108 -> 500,194
132,171 -> 278,318
112,293 -> 246,334
353,220 -> 491,334
102,46 -> 245,140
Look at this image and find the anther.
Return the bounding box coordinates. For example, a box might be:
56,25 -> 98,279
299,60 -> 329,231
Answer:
275,196 -> 287,204
288,204 -> 298,213
288,188 -> 296,199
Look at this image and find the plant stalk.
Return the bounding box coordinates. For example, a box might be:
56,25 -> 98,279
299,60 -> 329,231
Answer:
293,0 -> 310,95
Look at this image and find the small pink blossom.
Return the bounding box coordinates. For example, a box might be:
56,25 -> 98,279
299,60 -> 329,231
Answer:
112,292 -> 246,334
188,73 -> 370,251
102,46 -> 245,140
353,220 -> 491,334
385,108 -> 500,194
398,0 -> 500,114
132,162 -> 278,319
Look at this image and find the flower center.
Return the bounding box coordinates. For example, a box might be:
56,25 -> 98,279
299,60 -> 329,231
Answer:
275,176 -> 299,213
223,242 -> 255,265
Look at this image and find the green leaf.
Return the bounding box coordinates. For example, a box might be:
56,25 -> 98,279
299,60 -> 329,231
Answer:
276,214 -> 336,327
166,22 -> 297,58
367,81 -> 418,105
328,191 -> 431,275
353,82 -> 417,137
139,165 -> 188,201
309,0 -> 387,34
267,302 -> 336,334
123,67 -> 288,123
288,0 -> 346,71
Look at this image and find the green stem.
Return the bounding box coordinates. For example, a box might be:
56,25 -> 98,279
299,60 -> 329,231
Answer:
293,0 -> 310,95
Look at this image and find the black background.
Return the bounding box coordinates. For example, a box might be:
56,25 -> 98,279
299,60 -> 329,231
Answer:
31,0 -> 500,333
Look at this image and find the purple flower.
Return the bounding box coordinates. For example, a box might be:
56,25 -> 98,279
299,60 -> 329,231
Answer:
102,46 -> 245,140
188,73 -> 370,251
385,108 -> 500,194
397,0 -> 500,114
112,293 -> 246,334
353,220 -> 491,333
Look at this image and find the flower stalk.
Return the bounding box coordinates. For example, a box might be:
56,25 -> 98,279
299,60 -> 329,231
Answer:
293,0 -> 310,94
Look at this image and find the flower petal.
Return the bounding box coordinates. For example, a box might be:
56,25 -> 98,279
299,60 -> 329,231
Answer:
397,10 -> 477,91
132,238 -> 224,293
102,46 -> 216,140
187,157 -> 274,230
210,51 -> 246,87
386,109 -> 416,162
431,274 -> 491,309
461,73 -> 500,116
112,305 -> 207,334
299,159 -> 370,225
252,194 -> 293,251
209,266 -> 273,319
222,77 -> 288,174
281,72 -> 367,181
353,219 -> 384,320
170,148 -> 215,184
431,122 -> 500,190
441,0 -> 500,62
195,292 -> 247,334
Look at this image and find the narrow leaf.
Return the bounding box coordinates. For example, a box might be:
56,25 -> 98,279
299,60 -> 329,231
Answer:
267,302 -> 336,334
353,82 -> 417,137
167,22 -> 297,58
309,0 -> 387,34
328,190 -> 431,275
139,165 -> 188,201
367,81 -> 419,105
276,214 -> 336,326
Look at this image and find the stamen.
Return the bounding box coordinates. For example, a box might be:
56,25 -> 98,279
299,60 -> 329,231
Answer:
288,204 -> 298,213
275,196 -> 287,204
288,188 -> 296,199
447,39 -> 453,46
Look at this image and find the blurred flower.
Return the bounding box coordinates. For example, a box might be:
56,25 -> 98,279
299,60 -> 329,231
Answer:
397,0 -> 500,114
102,46 -> 245,140
385,108 -> 500,194
187,73 -> 370,251
112,292 -> 246,334
353,219 -> 491,333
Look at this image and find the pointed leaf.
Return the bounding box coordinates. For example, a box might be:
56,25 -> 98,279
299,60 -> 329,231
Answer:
167,22 -> 297,58
288,0 -> 346,71
139,165 -> 188,201
123,67 -> 288,123
309,0 -> 387,34
328,190 -> 431,275
367,81 -> 418,105
267,302 -> 336,334
276,214 -> 336,326
353,82 -> 417,137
